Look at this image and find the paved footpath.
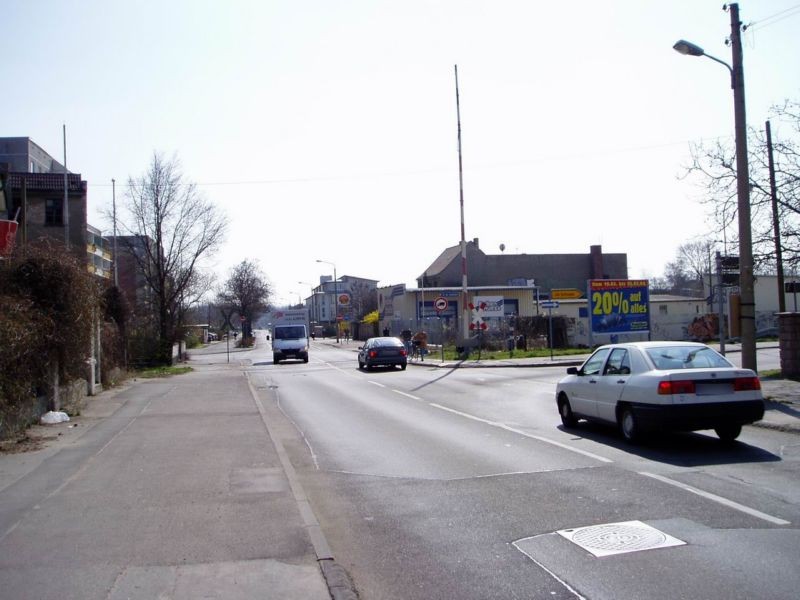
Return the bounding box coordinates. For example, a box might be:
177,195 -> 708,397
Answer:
0,363 -> 333,600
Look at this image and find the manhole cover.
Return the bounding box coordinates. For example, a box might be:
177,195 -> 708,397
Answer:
557,520 -> 685,557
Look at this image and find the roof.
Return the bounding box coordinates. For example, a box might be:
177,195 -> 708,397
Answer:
423,242 -> 476,277
8,172 -> 86,193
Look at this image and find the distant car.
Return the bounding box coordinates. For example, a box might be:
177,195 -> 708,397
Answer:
555,341 -> 764,443
358,337 -> 407,370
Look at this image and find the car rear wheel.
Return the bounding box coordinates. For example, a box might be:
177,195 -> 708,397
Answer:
400,363 -> 406,370
619,406 -> 640,443
558,395 -> 578,428
714,424 -> 742,442
358,360 -> 365,370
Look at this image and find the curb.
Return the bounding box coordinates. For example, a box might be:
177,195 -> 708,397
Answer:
407,359 -> 584,369
320,560 -> 360,600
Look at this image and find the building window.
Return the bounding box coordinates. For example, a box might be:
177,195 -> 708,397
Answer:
45,198 -> 63,226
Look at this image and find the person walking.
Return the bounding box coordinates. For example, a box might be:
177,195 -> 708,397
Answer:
400,329 -> 413,355
411,330 -> 428,361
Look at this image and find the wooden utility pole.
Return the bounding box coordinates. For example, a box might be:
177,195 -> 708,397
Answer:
766,120 -> 785,312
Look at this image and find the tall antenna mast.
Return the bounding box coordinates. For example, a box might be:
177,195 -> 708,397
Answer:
455,65 -> 469,340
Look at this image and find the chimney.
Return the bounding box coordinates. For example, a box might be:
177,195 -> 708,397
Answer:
590,245 -> 605,279
472,237 -> 479,249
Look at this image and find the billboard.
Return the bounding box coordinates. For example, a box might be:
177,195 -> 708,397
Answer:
588,279 -> 650,334
472,296 -> 504,318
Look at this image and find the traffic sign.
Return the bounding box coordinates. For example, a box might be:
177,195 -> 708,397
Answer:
541,300 -> 560,309
434,296 -> 448,312
551,288 -> 582,300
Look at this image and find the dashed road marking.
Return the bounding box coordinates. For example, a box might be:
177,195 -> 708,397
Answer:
392,390 -> 422,401
429,403 -> 613,463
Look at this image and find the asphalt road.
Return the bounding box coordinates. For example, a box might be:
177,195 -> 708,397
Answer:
248,337 -> 800,600
2,337 -> 796,600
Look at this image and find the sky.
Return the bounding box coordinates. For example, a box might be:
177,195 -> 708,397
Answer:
3,0 -> 800,306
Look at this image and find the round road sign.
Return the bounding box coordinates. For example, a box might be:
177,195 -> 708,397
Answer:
434,296 -> 448,312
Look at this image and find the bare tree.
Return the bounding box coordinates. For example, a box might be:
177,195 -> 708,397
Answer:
678,240 -> 717,292
217,259 -> 272,339
685,99 -> 800,275
120,153 -> 227,363
349,281 -> 377,320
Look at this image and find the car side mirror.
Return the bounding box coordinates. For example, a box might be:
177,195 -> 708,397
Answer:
358,346 -> 363,350
567,367 -> 578,375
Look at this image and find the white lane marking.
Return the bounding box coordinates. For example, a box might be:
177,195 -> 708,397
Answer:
368,381 -> 386,388
392,390 -> 422,401
640,471 -> 791,525
429,403 -> 613,463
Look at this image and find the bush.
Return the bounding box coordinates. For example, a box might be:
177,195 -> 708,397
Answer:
185,330 -> 202,349
0,241 -> 103,438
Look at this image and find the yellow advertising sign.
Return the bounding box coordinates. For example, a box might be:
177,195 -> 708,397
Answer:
551,288 -> 583,300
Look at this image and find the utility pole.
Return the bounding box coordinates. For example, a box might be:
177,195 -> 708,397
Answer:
112,178 -> 119,287
716,252 -> 726,355
766,120 -> 785,313
455,65 -> 469,340
62,124 -> 69,247
729,3 -> 756,371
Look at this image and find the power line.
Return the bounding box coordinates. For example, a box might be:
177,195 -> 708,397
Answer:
744,3 -> 800,32
86,135 -> 735,190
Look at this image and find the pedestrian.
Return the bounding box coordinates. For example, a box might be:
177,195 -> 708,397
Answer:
412,330 -> 428,361
400,328 -> 413,354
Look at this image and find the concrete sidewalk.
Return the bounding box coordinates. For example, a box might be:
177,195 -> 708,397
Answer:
0,365 -> 334,600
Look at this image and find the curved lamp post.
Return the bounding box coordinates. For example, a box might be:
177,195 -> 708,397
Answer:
316,259 -> 339,343
673,2 -> 756,371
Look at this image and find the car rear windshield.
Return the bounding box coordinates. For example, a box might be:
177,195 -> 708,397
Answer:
373,338 -> 402,347
275,326 -> 306,340
645,346 -> 732,370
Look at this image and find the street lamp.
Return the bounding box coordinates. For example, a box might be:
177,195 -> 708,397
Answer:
298,281 -> 316,324
673,2 -> 756,371
316,259 -> 339,343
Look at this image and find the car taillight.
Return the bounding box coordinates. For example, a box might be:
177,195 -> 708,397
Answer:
658,380 -> 696,395
734,377 -> 761,391
400,349 -> 407,357
369,350 -> 378,358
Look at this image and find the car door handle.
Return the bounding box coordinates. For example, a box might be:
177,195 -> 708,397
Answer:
616,379 -> 626,384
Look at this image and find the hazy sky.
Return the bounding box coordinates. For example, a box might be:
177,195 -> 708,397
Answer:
4,0 -> 799,305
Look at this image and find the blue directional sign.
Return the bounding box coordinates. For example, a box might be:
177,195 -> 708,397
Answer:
540,300 -> 560,309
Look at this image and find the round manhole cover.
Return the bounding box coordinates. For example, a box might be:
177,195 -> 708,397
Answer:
557,520 -> 685,557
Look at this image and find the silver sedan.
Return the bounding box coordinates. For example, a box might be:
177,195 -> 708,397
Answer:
555,341 -> 765,443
